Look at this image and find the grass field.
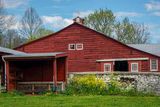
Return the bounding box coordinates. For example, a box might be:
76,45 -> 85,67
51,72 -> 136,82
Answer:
0,94 -> 160,107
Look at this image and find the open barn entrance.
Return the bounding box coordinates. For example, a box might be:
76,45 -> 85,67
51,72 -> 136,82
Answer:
114,61 -> 128,72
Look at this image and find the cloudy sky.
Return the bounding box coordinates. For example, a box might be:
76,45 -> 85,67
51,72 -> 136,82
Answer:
4,0 -> 160,43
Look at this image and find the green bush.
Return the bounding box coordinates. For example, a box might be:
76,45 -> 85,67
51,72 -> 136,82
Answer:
65,75 -> 107,95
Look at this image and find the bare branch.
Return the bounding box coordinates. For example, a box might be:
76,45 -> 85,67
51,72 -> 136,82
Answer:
19,7 -> 43,39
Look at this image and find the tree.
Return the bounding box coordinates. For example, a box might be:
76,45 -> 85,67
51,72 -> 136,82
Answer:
37,28 -> 54,37
27,27 -> 54,41
84,8 -> 115,37
85,9 -> 150,44
0,0 -> 19,47
115,17 -> 149,44
19,7 -> 43,39
3,30 -> 26,48
132,23 -> 150,44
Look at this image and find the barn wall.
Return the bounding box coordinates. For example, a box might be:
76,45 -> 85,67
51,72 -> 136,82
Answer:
16,23 -> 160,72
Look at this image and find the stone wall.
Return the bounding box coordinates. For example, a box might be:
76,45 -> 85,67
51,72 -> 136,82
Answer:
68,72 -> 160,95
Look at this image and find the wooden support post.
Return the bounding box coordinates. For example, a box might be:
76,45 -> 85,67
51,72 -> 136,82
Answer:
6,61 -> 10,91
53,58 -> 57,93
65,57 -> 68,84
48,84 -> 51,91
32,84 -> 35,95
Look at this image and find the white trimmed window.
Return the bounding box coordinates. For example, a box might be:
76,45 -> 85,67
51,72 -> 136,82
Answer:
104,63 -> 111,72
131,63 -> 138,72
68,44 -> 76,50
76,43 -> 83,50
150,59 -> 158,71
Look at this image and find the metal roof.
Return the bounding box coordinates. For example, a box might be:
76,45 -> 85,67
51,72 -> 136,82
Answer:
3,52 -> 66,58
128,44 -> 160,57
0,46 -> 25,55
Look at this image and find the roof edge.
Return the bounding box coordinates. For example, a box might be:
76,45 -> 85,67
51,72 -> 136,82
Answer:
14,22 -> 75,50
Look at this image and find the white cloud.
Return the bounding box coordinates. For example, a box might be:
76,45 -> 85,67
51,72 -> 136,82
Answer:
73,10 -> 93,18
42,16 -> 73,29
152,12 -> 160,16
41,10 -> 93,30
3,0 -> 29,8
114,12 -> 143,17
145,1 -> 160,11
9,22 -> 21,30
145,1 -> 160,17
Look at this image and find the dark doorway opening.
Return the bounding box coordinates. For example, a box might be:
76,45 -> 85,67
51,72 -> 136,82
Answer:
114,61 -> 128,72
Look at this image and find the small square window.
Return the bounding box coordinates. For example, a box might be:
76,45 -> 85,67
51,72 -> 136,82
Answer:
68,44 -> 75,50
131,63 -> 138,72
76,43 -> 83,50
104,63 -> 111,72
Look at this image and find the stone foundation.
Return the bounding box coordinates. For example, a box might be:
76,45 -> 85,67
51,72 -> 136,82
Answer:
68,72 -> 160,95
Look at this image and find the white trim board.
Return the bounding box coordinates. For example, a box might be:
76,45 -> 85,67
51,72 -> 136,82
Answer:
96,57 -> 149,62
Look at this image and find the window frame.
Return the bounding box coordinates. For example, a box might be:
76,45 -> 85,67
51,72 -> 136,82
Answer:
131,63 -> 139,72
68,44 -> 76,50
150,59 -> 158,71
104,63 -> 111,72
76,43 -> 83,50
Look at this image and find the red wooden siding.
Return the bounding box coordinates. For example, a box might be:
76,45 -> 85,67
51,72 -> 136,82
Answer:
57,57 -> 66,81
16,23 -> 160,72
9,60 -> 53,82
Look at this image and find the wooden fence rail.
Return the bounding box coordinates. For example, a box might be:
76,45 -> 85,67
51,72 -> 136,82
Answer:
17,82 -> 64,94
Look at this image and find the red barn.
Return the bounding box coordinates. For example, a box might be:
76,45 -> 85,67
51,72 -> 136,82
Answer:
1,17 -> 160,93
15,17 -> 160,73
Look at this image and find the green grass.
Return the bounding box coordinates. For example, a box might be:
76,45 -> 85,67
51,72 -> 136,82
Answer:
0,94 -> 160,107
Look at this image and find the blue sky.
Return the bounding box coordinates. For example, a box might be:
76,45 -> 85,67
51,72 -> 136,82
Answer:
4,0 -> 160,43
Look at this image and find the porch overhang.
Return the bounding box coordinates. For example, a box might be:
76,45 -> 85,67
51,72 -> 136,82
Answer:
96,57 -> 149,62
2,52 -> 67,60
2,52 -> 68,93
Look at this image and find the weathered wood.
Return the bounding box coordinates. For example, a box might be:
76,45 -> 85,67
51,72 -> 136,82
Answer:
17,82 -> 64,94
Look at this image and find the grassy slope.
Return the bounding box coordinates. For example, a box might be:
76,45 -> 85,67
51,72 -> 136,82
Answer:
0,95 -> 160,107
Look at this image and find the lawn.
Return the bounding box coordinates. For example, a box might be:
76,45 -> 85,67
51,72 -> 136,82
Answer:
0,94 -> 160,107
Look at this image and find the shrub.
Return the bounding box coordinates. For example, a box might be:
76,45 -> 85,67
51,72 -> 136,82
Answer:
8,90 -> 24,96
65,75 -> 107,95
